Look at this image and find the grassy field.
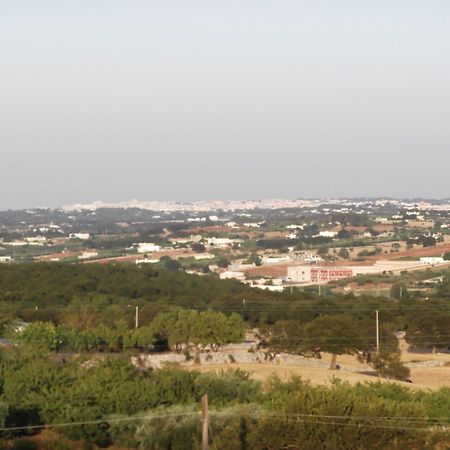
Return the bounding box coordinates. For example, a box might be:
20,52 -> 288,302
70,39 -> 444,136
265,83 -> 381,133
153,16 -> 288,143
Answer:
188,343 -> 450,390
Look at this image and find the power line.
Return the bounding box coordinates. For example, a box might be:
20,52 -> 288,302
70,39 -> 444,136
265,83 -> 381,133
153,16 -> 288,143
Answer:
254,412 -> 450,423
235,413 -> 448,432
1,410 -> 447,434
2,304 -> 450,312
0,411 -> 200,433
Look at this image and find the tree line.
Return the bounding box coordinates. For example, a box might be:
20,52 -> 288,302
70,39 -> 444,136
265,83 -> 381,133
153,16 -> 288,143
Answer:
11,308 -> 245,354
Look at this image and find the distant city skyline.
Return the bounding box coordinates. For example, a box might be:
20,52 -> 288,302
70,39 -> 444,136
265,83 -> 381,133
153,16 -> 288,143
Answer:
51,197 -> 450,213
1,1 -> 450,210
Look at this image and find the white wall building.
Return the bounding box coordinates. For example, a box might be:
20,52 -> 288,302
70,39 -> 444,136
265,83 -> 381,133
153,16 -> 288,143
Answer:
136,258 -> 159,264
206,237 -> 241,248
252,285 -> 284,292
70,233 -> 90,240
194,254 -> 215,260
319,231 -> 336,238
5,241 -> 27,247
219,271 -> 245,281
78,251 -> 99,260
419,257 -> 445,265
25,236 -> 47,245
243,222 -> 261,228
287,266 -> 312,283
136,243 -> 161,253
261,255 -> 291,265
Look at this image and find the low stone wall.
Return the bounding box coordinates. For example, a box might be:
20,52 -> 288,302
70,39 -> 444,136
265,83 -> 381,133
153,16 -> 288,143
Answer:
405,359 -> 449,369
131,353 -> 188,370
131,350 -> 331,370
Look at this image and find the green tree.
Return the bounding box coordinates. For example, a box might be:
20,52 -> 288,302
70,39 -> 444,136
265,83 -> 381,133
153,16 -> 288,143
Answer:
405,305 -> 450,352
162,257 -> 182,272
246,254 -> 262,266
216,258 -> 230,269
390,282 -> 408,299
0,401 -> 8,428
302,315 -> 365,369
16,322 -> 61,351
191,243 -> 206,253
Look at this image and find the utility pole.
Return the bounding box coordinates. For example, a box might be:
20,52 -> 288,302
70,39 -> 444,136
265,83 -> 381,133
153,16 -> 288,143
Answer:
376,310 -> 380,353
135,306 -> 139,329
202,394 -> 209,450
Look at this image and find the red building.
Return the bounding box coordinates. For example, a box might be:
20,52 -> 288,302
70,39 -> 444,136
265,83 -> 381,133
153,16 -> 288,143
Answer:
310,267 -> 353,283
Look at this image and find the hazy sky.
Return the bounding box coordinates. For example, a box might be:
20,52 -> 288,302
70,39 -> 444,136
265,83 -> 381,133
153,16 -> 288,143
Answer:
1,1 -> 450,209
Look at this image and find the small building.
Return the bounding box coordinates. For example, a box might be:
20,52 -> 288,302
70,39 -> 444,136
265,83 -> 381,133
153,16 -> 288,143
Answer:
0,256 -> 12,263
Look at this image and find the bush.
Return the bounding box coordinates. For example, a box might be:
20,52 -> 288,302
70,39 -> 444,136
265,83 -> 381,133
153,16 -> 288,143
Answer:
0,402 -> 8,428
372,353 -> 411,381
11,440 -> 39,450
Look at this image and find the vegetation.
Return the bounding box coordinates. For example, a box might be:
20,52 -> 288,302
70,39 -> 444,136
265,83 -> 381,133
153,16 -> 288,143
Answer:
0,349 -> 448,449
0,263 -> 450,447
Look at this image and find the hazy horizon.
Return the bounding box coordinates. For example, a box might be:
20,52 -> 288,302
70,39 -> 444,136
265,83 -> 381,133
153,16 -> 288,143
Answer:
1,1 -> 450,210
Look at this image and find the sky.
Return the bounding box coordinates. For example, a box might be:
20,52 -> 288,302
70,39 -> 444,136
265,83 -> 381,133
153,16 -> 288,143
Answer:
1,1 -> 450,209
